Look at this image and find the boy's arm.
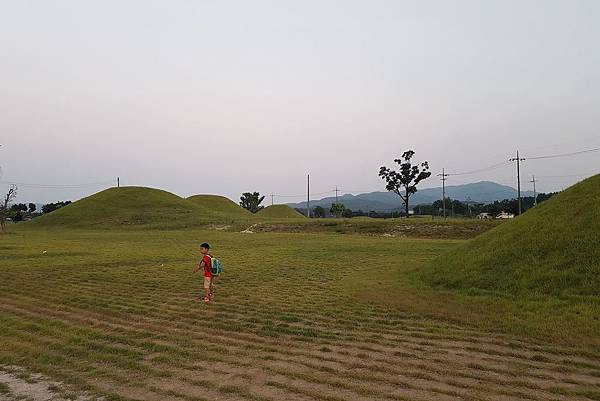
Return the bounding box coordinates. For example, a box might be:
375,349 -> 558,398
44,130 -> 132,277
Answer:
193,260 -> 205,273
194,260 -> 206,273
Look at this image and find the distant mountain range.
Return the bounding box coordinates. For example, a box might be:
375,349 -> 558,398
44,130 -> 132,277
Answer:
288,181 -> 535,212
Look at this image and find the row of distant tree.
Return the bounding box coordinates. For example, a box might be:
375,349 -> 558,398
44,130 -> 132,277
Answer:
300,193 -> 556,219
414,193 -> 556,217
3,200 -> 72,222
311,203 -> 353,218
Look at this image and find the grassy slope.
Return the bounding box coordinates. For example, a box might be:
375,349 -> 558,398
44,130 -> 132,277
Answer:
258,204 -> 306,219
417,174 -> 600,296
187,194 -> 254,219
1,227 -> 599,401
28,187 -> 218,229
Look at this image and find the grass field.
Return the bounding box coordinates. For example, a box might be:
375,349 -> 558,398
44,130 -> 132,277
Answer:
1,226 -> 599,401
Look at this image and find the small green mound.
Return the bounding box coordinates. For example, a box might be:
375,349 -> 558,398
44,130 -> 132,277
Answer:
187,195 -> 253,218
417,174 -> 600,297
29,187 -> 214,229
258,205 -> 306,219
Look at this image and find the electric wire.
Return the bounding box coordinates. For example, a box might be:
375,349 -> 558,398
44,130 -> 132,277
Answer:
0,180 -> 114,189
446,161 -> 512,176
524,147 -> 600,160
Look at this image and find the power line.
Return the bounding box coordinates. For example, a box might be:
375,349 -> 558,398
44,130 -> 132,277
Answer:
446,161 -> 512,176
525,146 -> 600,160
0,180 -> 114,189
338,189 -> 378,193
442,146 -> 599,177
311,190 -> 335,196
534,173 -> 590,179
273,190 -> 333,198
271,193 -> 305,198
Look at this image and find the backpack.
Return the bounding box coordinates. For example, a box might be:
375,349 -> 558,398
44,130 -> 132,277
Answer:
209,255 -> 222,276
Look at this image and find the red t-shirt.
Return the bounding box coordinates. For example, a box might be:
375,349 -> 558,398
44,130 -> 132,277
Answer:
202,255 -> 212,278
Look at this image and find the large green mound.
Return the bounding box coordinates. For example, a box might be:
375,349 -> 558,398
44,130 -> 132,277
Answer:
418,174 -> 600,297
187,194 -> 253,218
29,187 -> 215,228
258,204 -> 306,219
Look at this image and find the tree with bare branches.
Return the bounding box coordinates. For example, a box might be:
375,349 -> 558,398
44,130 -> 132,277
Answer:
0,185 -> 17,232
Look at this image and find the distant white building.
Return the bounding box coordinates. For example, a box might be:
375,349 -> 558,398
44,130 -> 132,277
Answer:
477,213 -> 492,219
496,211 -> 515,219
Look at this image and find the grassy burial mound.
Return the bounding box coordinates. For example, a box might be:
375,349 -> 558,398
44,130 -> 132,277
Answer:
257,204 -> 306,219
29,186 -> 215,229
418,174 -> 600,297
187,194 -> 253,219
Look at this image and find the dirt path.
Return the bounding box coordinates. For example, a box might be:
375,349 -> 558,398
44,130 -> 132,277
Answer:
0,366 -> 101,401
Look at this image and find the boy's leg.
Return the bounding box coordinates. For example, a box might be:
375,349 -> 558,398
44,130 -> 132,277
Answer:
203,277 -> 211,302
209,276 -> 218,299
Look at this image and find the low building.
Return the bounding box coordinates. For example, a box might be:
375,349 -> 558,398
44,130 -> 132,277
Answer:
496,211 -> 515,219
477,213 -> 492,219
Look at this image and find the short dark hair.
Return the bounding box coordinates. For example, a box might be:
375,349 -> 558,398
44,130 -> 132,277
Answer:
200,243 -> 210,249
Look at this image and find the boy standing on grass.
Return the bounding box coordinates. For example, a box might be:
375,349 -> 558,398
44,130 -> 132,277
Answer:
193,243 -> 213,303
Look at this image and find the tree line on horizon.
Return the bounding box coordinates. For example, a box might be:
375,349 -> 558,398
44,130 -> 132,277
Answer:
295,191 -> 556,219
0,184 -> 73,230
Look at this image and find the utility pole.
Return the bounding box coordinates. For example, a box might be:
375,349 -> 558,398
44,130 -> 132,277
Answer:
437,168 -> 449,218
466,196 -> 472,218
307,174 -> 311,218
271,193 -> 274,206
509,150 -> 526,215
334,186 -> 339,203
117,177 -> 120,188
531,175 -> 537,206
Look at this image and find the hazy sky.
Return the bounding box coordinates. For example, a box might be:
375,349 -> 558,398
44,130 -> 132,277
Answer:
1,0 -> 599,204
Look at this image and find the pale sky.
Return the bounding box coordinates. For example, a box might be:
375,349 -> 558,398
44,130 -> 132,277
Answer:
1,0 -> 599,204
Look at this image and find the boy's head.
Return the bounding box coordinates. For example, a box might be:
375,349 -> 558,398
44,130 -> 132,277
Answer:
200,243 -> 210,255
